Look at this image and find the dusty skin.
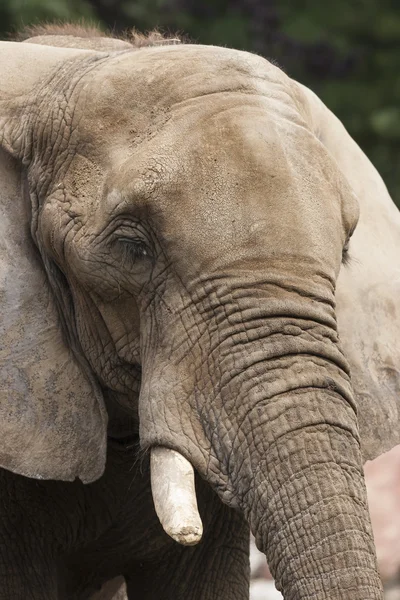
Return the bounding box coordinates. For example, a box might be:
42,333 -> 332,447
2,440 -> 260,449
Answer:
0,24 -> 399,600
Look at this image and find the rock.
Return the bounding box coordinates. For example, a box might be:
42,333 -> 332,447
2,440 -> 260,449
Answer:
250,538 -> 272,579
365,444 -> 400,583
250,579 -> 283,599
385,585 -> 400,600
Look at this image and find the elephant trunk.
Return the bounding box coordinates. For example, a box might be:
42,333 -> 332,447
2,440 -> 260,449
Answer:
236,388 -> 382,599
141,274 -> 384,598
211,309 -> 383,598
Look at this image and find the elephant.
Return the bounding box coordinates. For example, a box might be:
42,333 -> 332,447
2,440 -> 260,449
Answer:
0,22 -> 399,600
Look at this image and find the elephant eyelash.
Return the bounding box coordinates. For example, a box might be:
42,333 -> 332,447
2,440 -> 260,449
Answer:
118,238 -> 151,262
342,243 -> 351,266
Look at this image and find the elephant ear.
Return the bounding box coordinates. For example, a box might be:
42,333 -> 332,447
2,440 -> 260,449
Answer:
0,42 -> 108,483
296,81 -> 400,461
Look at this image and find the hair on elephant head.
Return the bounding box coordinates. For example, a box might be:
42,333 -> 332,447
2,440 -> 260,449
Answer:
1,23 -> 399,600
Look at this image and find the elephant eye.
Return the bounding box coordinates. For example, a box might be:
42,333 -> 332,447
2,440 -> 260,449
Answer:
342,240 -> 351,266
118,237 -> 152,263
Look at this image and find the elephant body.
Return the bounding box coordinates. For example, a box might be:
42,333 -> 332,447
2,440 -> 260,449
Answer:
0,414 -> 248,599
1,24 -> 400,599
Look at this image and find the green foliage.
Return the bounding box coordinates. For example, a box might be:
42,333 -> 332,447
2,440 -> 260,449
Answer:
0,0 -> 399,206
275,0 -> 400,206
0,0 -> 95,33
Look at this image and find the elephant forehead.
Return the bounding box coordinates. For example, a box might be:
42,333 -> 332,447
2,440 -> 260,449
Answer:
102,83 -> 331,195
84,43 -> 283,106
102,102 -> 345,273
71,44 -> 291,143
104,102 -> 295,210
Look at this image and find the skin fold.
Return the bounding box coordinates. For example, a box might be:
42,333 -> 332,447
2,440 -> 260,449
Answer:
0,26 -> 400,599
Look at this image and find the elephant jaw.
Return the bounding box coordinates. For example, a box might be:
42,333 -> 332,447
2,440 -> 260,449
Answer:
150,446 -> 203,546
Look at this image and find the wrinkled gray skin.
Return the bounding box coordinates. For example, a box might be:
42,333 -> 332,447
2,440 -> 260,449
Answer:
1,29 -> 400,600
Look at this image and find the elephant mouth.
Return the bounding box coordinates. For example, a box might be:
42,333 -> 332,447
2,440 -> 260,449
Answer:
107,432 -> 139,450
150,446 -> 203,546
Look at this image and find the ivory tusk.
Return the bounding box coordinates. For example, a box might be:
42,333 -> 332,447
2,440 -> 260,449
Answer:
150,447 -> 203,546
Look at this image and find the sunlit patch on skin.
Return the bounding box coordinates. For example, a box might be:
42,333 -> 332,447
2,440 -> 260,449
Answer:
105,188 -> 124,214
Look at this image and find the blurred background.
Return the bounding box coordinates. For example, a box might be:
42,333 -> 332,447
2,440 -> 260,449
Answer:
1,1 -> 400,598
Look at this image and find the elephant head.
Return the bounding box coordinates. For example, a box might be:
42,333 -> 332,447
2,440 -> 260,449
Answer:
1,32 -> 400,599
